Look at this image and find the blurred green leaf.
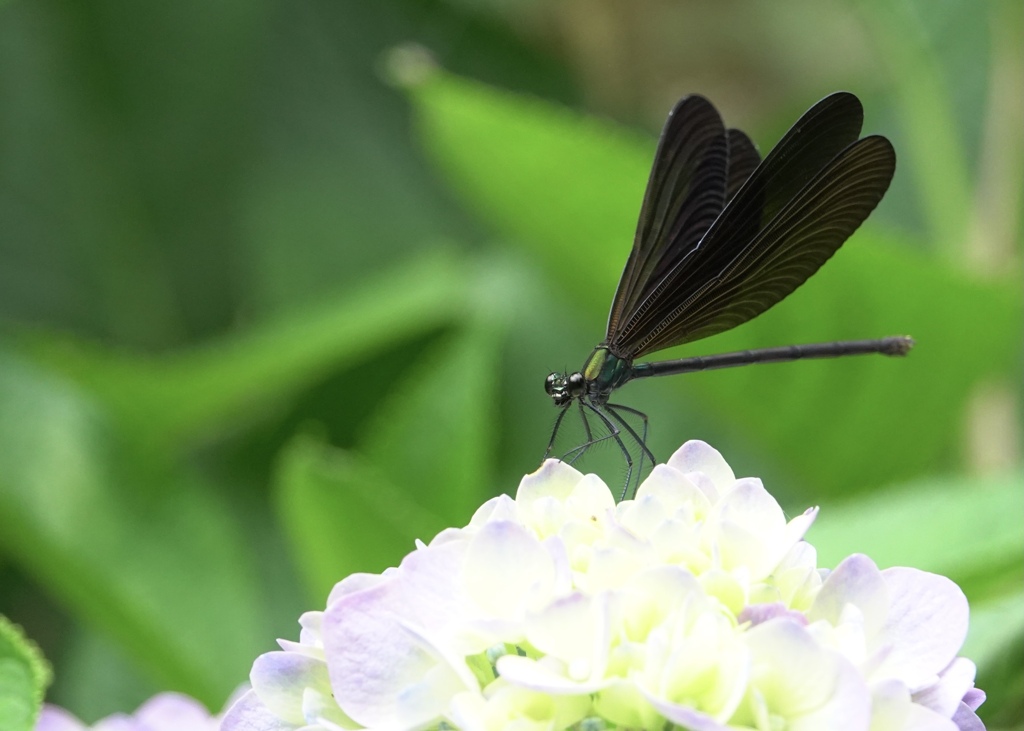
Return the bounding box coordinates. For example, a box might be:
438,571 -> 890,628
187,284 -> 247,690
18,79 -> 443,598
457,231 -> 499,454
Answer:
967,590 -> 1024,674
0,615 -> 50,731
274,438 -> 439,602
969,591 -> 1024,730
274,257 -> 516,599
809,472 -> 1024,594
0,353 -> 268,705
856,0 -> 974,257
15,252 -> 467,451
406,72 -> 1021,494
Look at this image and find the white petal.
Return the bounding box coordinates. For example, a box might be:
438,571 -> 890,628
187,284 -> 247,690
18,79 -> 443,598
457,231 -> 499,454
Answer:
250,652 -> 330,725
468,494 -> 519,527
220,689 -> 296,731
298,611 -> 324,646
870,680 -> 958,731
301,686 -> 358,730
463,520 -> 553,620
516,459 -> 585,504
584,543 -> 647,593
496,655 -> 610,694
705,479 -> 790,578
746,618 -> 871,731
524,592 -> 609,678
783,507 -> 818,549
633,464 -> 712,521
566,473 -> 616,516
448,690 -> 490,731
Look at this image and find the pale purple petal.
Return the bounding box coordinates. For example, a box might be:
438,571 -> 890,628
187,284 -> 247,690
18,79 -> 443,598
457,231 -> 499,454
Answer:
35,706 -> 88,731
85,717 -> 134,731
962,688 -> 985,711
637,692 -> 730,731
738,602 -> 808,627
382,539 -> 471,641
132,693 -> 217,731
877,568 -> 969,690
913,658 -> 977,718
325,572 -> 389,607
951,701 -> 986,731
809,554 -> 889,637
322,572 -> 473,729
666,441 -> 735,493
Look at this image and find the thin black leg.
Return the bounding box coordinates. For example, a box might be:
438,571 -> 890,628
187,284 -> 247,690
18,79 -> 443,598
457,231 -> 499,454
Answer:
583,401 -> 635,498
604,404 -> 655,499
564,399 -> 595,465
544,404 -> 572,460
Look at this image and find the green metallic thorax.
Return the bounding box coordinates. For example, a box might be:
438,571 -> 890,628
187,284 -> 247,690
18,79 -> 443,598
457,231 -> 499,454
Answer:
581,346 -> 633,399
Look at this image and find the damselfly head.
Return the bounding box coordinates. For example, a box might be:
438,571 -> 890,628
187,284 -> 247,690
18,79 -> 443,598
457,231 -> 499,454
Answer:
545,371 -> 585,406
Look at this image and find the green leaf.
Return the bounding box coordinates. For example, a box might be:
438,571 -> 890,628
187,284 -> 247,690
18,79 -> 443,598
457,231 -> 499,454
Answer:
275,256 -> 516,600
969,590 -> 1024,730
855,0 -> 974,257
966,590 -> 1024,669
274,436 -> 442,601
0,615 -> 51,731
406,72 -> 1021,494
0,353 -> 268,705
15,252 -> 467,450
808,471 -> 1024,596
360,258 -> 516,519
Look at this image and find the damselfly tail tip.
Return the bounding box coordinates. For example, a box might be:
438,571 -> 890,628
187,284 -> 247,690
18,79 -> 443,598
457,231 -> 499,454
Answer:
885,336 -> 915,356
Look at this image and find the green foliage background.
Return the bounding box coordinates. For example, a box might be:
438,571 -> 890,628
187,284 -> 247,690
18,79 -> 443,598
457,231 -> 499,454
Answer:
0,0 -> 1020,728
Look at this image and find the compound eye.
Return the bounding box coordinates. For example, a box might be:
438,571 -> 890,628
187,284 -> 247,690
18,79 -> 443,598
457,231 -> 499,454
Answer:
567,372 -> 585,395
544,372 -> 559,395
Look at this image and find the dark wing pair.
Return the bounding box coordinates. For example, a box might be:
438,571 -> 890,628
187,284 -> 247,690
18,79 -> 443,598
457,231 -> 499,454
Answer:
605,92 -> 895,359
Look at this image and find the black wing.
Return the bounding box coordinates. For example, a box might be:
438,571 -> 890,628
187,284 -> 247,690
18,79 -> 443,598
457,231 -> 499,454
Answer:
605,96 -> 728,339
725,128 -> 760,202
635,136 -> 895,353
608,92 -> 890,358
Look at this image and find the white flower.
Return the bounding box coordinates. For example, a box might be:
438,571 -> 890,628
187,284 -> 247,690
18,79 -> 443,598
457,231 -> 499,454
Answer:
223,440 -> 985,731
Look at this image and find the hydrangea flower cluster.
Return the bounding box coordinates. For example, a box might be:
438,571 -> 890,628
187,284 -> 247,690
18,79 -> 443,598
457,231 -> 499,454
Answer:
223,441 -> 985,731
36,692 -> 221,731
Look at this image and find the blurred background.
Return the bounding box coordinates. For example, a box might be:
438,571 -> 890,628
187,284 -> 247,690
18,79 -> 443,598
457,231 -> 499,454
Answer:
0,0 -> 1021,727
